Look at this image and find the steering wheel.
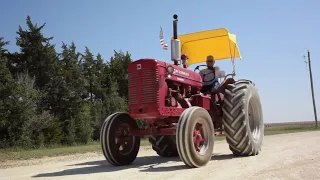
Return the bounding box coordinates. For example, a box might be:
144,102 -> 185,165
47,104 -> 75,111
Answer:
195,65 -> 235,80
194,65 -> 208,73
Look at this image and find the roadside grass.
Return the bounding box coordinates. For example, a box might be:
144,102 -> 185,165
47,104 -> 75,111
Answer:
1,125 -> 319,162
264,125 -> 319,135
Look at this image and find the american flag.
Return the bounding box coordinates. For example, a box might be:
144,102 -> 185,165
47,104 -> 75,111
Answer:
159,26 -> 168,50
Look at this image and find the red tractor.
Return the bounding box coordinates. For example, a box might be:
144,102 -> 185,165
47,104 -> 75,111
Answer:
100,14 -> 264,168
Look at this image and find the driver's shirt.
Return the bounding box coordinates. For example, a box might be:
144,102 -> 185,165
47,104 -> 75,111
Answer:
199,67 -> 218,86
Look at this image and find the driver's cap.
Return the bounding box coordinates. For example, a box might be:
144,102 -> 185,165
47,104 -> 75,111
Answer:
206,55 -> 214,62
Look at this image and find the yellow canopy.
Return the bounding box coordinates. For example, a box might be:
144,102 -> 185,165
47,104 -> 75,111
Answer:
174,28 -> 242,66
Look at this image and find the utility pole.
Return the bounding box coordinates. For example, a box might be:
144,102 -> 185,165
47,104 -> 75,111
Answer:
306,50 -> 318,128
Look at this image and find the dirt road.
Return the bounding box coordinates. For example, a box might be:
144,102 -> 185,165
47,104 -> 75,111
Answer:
1,131 -> 320,180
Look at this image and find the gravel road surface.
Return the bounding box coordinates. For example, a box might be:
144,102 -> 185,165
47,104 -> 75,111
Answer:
1,131 -> 320,180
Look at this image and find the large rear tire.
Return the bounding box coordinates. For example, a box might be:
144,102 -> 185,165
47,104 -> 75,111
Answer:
222,80 -> 264,156
100,112 -> 140,166
176,106 -> 215,168
149,135 -> 179,157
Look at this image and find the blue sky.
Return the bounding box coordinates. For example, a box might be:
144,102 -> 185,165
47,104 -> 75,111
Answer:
1,0 -> 319,123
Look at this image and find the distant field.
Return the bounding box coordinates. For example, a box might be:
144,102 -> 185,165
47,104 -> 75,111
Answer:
264,121 -> 316,128
0,122 -> 318,162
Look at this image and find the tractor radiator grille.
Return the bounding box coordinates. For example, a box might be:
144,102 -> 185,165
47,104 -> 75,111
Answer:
128,71 -> 138,105
141,69 -> 159,104
128,68 -> 159,105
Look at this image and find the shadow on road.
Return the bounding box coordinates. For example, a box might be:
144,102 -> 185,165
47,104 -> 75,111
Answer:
139,154 -> 245,173
32,153 -> 243,177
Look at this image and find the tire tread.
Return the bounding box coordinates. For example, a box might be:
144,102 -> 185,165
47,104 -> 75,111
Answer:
222,80 -> 263,156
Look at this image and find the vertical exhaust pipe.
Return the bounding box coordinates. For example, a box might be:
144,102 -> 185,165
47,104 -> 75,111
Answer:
171,14 -> 181,66
173,14 -> 178,39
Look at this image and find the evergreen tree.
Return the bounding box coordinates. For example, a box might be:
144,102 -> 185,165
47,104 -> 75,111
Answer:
75,102 -> 93,144
0,38 -> 39,148
15,16 -> 59,90
107,50 -> 132,100
0,37 -> 13,148
45,42 -> 87,144
0,15 -> 136,149
94,53 -> 105,101
15,16 -> 60,116
81,47 -> 97,101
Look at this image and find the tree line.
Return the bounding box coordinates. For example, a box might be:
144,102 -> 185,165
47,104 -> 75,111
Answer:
0,16 -> 132,149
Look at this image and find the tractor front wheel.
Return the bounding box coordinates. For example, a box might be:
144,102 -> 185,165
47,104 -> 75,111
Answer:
100,112 -> 140,166
176,107 -> 215,168
222,80 -> 264,156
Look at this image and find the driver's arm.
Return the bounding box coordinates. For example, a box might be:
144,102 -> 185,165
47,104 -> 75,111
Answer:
214,66 -> 226,78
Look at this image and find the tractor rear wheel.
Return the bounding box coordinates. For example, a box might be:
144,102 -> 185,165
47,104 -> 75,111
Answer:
222,80 -> 264,156
100,112 -> 140,166
176,106 -> 215,168
149,135 -> 179,157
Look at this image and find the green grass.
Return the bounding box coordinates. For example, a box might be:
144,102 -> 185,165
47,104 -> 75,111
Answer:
0,138 -> 150,162
1,125 -> 319,162
264,125 -> 319,135
0,143 -> 101,162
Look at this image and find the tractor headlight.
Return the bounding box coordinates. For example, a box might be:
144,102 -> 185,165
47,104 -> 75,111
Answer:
167,66 -> 174,75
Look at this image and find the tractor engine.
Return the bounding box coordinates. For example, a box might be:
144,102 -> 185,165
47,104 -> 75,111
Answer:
127,58 -> 205,120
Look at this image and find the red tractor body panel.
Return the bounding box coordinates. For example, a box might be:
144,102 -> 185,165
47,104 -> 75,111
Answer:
128,58 -> 204,120
190,94 -> 211,108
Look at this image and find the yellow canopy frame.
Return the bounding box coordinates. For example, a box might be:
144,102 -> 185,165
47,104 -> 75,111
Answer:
174,28 -> 242,66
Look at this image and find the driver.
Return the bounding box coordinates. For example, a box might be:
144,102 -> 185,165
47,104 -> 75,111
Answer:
199,55 -> 220,93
